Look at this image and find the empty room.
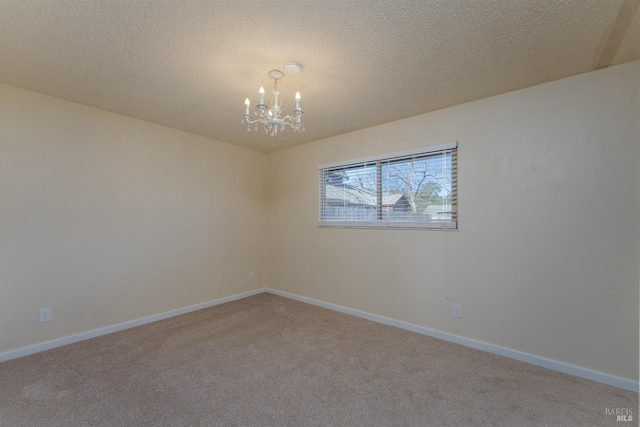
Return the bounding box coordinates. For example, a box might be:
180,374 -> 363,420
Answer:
0,0 -> 639,426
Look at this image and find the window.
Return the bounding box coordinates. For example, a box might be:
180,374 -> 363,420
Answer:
319,142 -> 457,229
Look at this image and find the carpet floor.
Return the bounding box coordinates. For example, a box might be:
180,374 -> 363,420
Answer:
0,293 -> 637,426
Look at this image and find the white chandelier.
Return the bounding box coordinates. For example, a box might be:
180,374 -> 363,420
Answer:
242,63 -> 304,137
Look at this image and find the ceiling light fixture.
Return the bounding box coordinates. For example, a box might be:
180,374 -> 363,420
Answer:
242,63 -> 304,137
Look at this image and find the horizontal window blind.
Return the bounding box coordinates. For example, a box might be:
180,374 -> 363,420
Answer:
319,143 -> 457,229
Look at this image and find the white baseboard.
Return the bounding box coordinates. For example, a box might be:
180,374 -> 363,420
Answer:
266,288 -> 639,393
0,288 -> 266,363
3,286 -> 637,393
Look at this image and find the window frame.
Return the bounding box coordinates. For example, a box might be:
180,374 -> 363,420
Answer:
318,142 -> 458,230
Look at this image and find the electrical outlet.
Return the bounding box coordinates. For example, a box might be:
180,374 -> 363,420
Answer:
248,271 -> 254,280
452,303 -> 462,318
40,307 -> 52,323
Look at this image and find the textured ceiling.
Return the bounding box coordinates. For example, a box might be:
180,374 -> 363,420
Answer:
1,0 -> 639,152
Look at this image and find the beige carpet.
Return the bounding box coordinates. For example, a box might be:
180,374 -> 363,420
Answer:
0,293 -> 636,426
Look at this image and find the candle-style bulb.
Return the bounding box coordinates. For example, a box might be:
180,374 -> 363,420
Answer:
295,91 -> 301,110
244,98 -> 250,115
259,87 -> 265,105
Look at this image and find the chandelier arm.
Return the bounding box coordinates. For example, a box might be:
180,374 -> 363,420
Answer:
242,116 -> 262,125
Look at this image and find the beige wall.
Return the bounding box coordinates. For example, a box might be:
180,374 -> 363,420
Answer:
267,61 -> 640,381
1,61 -> 638,382
0,84 -> 266,352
